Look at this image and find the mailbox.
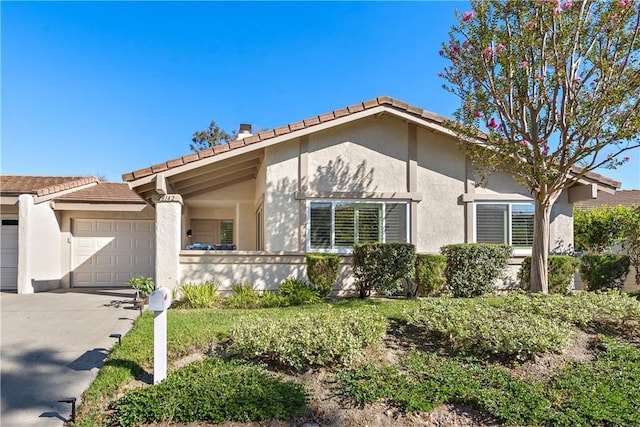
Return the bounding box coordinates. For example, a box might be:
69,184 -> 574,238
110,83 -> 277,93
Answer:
148,286 -> 172,311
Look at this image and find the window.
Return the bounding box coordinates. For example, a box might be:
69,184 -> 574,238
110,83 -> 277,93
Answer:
308,200 -> 409,252
220,220 -> 234,245
475,202 -> 534,248
256,206 -> 264,251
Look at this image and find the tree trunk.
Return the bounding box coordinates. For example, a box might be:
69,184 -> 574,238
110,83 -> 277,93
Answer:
530,197 -> 552,294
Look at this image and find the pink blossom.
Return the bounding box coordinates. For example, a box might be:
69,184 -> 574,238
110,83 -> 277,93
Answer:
437,72 -> 444,77
624,156 -> 631,161
554,6 -> 561,14
519,60 -> 529,68
525,21 -> 535,30
484,47 -> 493,60
519,140 -> 530,147
463,40 -> 470,49
473,83 -> 481,90
620,0 -> 630,7
439,49 -> 444,56
535,74 -> 544,80
462,11 -> 474,22
496,43 -> 505,54
562,1 -> 572,10
573,76 -> 582,82
474,110 -> 482,118
487,118 -> 499,129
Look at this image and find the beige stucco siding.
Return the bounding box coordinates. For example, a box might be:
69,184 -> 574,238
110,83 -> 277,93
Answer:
307,116 -> 408,193
474,171 -> 532,198
265,139 -> 300,252
549,190 -> 574,253
415,127 -> 466,252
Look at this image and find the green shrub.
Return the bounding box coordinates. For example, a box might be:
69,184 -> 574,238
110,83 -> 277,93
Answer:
407,298 -> 571,360
176,282 -> 222,308
225,283 -> 262,309
259,290 -> 289,308
113,357 -> 307,425
519,255 -> 579,294
306,253 -> 340,298
230,307 -> 387,369
278,277 -> 320,306
353,242 -> 416,298
127,275 -> 155,296
415,254 -> 447,296
440,244 -> 512,297
581,254 -> 630,290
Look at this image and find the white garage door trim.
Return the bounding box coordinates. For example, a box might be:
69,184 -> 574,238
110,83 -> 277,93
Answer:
71,219 -> 155,287
1,219 -> 19,290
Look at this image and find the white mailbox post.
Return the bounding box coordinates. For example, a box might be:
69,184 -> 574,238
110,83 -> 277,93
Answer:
149,286 -> 172,384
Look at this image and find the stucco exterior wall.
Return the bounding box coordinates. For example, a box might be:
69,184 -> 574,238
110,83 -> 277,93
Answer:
264,139 -> 300,252
307,116 -> 408,193
18,196 -> 63,293
550,190 -> 574,253
415,127 -> 466,252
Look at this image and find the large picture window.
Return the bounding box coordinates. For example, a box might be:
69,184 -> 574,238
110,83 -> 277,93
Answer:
308,200 -> 409,252
475,202 -> 534,249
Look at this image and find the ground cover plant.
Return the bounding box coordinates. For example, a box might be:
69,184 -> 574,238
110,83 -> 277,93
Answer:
75,293 -> 640,426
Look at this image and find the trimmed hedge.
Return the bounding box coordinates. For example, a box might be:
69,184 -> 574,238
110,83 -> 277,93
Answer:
581,254 -> 630,291
440,244 -> 512,297
415,254 -> 447,296
518,255 -> 579,294
306,253 -> 340,298
353,242 -> 416,298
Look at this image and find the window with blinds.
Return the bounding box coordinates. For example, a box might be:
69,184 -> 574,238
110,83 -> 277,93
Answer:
308,200 -> 409,252
220,220 -> 234,245
475,202 -> 534,248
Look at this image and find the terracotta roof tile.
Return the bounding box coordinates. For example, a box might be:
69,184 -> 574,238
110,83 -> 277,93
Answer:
120,96 -> 621,191
213,144 -> 230,154
274,126 -> 290,136
347,103 -> 364,114
257,130 -> 275,139
182,153 -> 199,163
53,182 -> 146,204
576,190 -> 640,209
0,175 -> 98,196
199,148 -> 215,159
303,117 -> 320,126
151,163 -> 169,173
166,159 -> 184,169
244,135 -> 261,144
228,139 -> 245,150
289,122 -> 304,132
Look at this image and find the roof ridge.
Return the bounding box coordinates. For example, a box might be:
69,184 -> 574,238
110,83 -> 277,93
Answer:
36,176 -> 100,197
122,96 -> 449,181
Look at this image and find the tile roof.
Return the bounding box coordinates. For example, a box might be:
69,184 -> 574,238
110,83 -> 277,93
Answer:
53,182 -> 146,204
0,175 -> 98,197
120,95 -> 620,190
575,189 -> 640,209
122,96 -> 450,182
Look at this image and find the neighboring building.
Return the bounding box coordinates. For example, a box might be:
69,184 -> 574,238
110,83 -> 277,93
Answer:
1,97 -> 623,294
575,189 -> 640,292
0,176 -> 154,293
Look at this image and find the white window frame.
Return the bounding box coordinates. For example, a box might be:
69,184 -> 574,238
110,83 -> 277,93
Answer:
306,199 -> 410,254
473,201 -> 534,256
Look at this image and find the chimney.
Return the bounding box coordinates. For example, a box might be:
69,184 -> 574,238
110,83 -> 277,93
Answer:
236,123 -> 253,140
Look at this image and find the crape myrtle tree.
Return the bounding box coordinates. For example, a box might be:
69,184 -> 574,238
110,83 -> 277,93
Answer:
439,0 -> 640,293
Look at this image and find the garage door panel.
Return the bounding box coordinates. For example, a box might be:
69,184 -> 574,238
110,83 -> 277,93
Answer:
71,219 -> 154,287
1,223 -> 18,290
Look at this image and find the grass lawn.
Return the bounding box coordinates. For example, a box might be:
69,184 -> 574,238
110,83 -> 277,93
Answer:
74,294 -> 640,426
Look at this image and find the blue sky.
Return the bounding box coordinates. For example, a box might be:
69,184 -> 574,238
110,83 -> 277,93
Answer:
2,1 -> 638,189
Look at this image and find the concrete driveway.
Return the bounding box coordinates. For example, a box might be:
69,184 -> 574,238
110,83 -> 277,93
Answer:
1,288 -> 141,426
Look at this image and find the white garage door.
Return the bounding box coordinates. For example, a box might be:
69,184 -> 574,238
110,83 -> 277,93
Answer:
1,219 -> 19,290
72,219 -> 155,287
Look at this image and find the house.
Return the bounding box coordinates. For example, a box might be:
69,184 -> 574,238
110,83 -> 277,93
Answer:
1,97 -> 622,294
0,176 -> 154,293
120,96 -> 620,294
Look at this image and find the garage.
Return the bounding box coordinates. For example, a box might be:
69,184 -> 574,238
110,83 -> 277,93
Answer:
0,219 -> 19,290
71,219 -> 155,287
